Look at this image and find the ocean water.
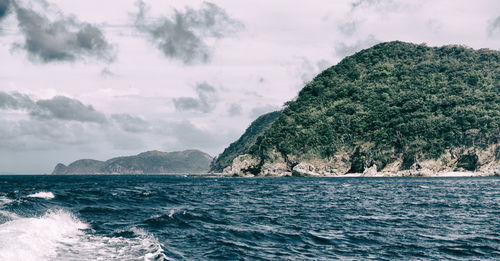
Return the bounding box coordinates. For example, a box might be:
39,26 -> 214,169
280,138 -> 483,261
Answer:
0,175 -> 498,260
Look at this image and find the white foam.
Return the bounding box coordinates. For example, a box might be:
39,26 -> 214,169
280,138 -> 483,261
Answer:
0,196 -> 18,220
0,196 -> 13,205
0,209 -> 87,261
0,210 -> 20,220
0,209 -> 169,260
57,227 -> 169,260
26,191 -> 55,199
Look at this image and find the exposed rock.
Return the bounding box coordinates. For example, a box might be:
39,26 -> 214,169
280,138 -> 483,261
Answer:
222,154 -> 260,177
362,165 -> 377,176
221,145 -> 500,177
262,161 -> 291,177
292,162 -> 321,177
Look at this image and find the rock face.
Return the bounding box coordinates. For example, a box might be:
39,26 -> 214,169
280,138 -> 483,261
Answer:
52,150 -> 212,174
220,41 -> 500,177
222,145 -> 500,177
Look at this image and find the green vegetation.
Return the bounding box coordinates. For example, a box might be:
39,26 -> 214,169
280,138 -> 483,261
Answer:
53,150 -> 212,174
248,41 -> 500,170
210,111 -> 281,172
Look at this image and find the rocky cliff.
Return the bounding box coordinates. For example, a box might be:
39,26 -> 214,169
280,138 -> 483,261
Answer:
52,150 -> 213,174
222,145 -> 500,177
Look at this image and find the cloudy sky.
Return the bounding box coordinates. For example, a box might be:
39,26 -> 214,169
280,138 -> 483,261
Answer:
0,0 -> 499,173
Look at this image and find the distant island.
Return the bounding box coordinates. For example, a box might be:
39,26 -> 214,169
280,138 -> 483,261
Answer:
212,41 -> 500,177
52,150 -> 212,174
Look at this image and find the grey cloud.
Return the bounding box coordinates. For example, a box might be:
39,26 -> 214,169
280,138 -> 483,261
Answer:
350,0 -> 407,13
299,58 -> 315,84
0,0 -> 10,21
173,82 -> 218,113
111,113 -> 150,133
100,67 -> 114,77
228,103 -> 242,116
32,96 -> 107,123
0,91 -> 35,109
351,0 -> 397,10
0,118 -> 100,151
134,0 -> 243,64
338,21 -> 357,36
0,91 -> 107,123
13,5 -> 114,63
334,34 -> 380,58
316,59 -> 330,72
488,16 -> 500,37
351,0 -> 381,9
295,57 -> 331,86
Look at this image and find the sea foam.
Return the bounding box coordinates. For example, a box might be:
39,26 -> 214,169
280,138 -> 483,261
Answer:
0,209 -> 168,260
57,226 -> 169,260
0,196 -> 13,205
26,191 -> 55,199
0,209 -> 87,261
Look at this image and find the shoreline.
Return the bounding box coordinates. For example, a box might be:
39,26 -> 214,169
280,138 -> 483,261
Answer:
213,171 -> 499,178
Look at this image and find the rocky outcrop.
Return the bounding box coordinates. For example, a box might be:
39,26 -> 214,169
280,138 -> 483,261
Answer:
221,154 -> 260,177
52,150 -> 213,174
222,145 -> 500,177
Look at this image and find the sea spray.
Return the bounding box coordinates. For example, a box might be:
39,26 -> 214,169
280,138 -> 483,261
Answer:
0,209 -> 86,260
26,191 -> 55,199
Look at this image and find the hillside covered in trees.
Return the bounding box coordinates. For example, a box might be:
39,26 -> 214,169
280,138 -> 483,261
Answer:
222,41 -> 500,176
210,111 -> 280,172
53,150 -> 212,174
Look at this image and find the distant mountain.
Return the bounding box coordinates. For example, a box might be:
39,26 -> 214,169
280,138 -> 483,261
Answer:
52,150 -> 212,174
210,111 -> 281,172
221,41 -> 500,177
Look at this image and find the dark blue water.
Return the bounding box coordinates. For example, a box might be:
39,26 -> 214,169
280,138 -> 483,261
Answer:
0,175 -> 498,260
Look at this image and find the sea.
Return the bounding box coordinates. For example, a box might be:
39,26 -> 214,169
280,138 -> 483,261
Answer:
0,175 -> 498,260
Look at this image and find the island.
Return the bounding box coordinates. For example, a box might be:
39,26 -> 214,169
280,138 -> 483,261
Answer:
52,150 -> 212,174
212,41 -> 500,177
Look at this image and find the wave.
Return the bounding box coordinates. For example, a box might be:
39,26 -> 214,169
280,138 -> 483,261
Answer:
26,191 -> 55,199
0,196 -> 13,205
0,209 -> 169,261
0,196 -> 19,221
0,209 -> 86,260
60,227 -> 170,261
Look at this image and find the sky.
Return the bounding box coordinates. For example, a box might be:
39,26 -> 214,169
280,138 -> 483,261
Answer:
0,0 -> 499,173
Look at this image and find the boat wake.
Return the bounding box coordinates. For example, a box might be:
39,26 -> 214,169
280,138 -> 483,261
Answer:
0,204 -> 168,260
